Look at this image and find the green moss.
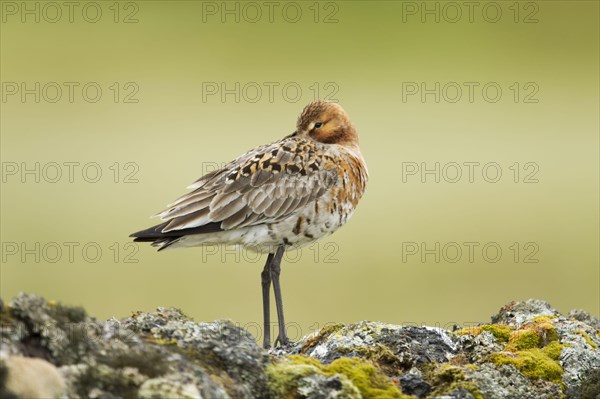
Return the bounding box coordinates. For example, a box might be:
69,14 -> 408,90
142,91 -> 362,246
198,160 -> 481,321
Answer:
450,381 -> 485,399
267,356 -> 361,399
542,341 -> 563,360
481,324 -> 513,343
507,329 -> 542,351
575,330 -> 597,349
484,313 -> 565,385
529,316 -> 559,344
503,315 -> 562,351
487,314 -> 565,385
427,365 -> 484,399
324,357 -> 408,398
455,326 -> 478,336
455,324 -> 513,343
434,364 -> 464,383
488,347 -> 563,384
457,318 -> 557,350
339,344 -> 404,375
267,355 -> 413,399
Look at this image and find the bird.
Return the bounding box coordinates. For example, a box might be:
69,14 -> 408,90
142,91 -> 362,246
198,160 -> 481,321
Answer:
130,100 -> 368,348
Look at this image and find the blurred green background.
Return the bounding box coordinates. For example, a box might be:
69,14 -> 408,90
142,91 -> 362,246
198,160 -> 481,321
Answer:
1,1 -> 598,340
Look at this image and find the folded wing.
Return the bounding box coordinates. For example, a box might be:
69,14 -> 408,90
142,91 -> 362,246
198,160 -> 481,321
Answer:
130,138 -> 338,249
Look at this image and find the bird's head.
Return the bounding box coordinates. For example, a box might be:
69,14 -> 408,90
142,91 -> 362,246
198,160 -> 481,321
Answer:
294,100 -> 358,146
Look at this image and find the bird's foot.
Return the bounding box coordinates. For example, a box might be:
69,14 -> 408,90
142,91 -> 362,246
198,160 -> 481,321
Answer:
274,335 -> 294,348
265,336 -> 296,355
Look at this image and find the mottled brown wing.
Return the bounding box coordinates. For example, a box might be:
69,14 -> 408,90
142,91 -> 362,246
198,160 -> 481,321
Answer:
156,138 -> 338,233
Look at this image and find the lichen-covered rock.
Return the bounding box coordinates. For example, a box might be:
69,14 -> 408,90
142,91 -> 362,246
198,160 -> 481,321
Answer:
138,372 -> 218,399
291,322 -> 457,371
124,308 -> 269,398
450,300 -> 599,399
266,356 -> 362,398
567,310 -> 599,330
465,363 -> 563,399
266,355 -> 410,398
0,293 -> 266,399
1,293 -> 90,364
0,294 -> 597,399
491,299 -> 560,325
280,299 -> 598,399
399,369 -> 431,397
579,367 -> 600,399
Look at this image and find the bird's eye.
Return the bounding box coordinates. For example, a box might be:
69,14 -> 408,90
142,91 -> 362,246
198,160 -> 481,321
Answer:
314,122 -> 322,129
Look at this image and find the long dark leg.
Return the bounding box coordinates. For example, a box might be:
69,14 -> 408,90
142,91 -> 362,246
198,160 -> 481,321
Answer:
261,252 -> 274,349
271,245 -> 289,346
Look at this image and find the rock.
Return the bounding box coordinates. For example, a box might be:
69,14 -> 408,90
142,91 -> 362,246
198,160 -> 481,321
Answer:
457,330 -> 504,363
491,299 -> 559,325
0,293 -> 598,399
399,370 -> 431,397
558,318 -> 600,399
579,368 -> 600,399
138,373 -> 206,399
291,322 -> 457,370
465,363 -> 563,399
0,293 -> 266,398
568,309 -> 600,330
266,355 -> 390,398
124,307 -> 269,398
2,355 -> 67,398
296,373 -> 354,399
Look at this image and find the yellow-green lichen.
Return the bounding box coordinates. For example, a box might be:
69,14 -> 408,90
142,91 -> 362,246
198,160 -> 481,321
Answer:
575,330 -> 597,349
267,355 -> 414,399
433,364 -> 465,383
